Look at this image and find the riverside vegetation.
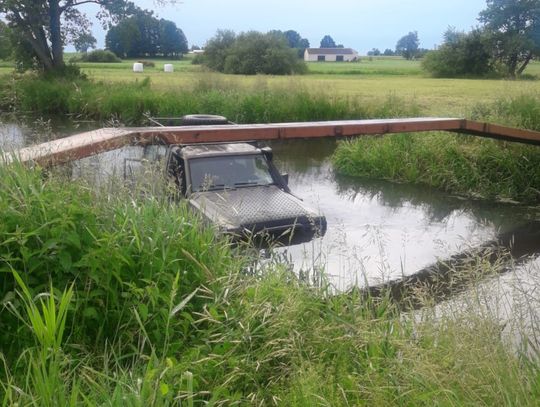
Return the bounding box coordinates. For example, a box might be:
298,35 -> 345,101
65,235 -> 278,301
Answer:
1,57 -> 540,404
333,92 -> 540,205
1,162 -> 540,405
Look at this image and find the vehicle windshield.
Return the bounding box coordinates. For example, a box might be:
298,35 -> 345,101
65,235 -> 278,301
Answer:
189,154 -> 274,192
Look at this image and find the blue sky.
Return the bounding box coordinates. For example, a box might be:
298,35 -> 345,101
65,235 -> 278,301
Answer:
81,0 -> 488,54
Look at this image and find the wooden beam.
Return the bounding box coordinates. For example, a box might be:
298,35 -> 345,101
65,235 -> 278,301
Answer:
6,118 -> 540,167
459,120 -> 540,145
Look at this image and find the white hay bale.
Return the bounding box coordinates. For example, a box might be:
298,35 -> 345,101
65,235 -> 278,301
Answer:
164,64 -> 174,73
133,62 -> 144,72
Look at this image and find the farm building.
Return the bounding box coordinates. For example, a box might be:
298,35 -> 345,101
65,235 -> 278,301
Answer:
304,48 -> 358,62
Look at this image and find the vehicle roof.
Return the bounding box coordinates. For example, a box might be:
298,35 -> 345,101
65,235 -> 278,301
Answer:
178,143 -> 263,159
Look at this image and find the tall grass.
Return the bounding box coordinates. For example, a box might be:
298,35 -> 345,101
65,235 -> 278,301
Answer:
4,274 -> 78,406
0,74 -> 420,125
333,132 -> 540,204
4,265 -> 540,405
1,163 -> 540,405
333,92 -> 540,205
471,92 -> 540,131
2,70 -> 540,403
0,162 -> 237,359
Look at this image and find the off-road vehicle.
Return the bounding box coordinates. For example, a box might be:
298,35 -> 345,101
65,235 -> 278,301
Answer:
165,140 -> 327,246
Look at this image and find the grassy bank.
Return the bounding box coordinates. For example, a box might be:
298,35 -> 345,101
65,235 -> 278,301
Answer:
333,132 -> 540,204
333,92 -> 540,205
1,163 -> 540,405
0,74 -> 421,125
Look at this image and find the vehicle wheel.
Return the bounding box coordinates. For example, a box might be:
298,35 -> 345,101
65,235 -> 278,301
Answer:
180,114 -> 229,125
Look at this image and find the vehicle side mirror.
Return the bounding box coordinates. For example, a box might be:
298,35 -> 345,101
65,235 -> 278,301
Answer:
281,173 -> 289,186
261,147 -> 273,161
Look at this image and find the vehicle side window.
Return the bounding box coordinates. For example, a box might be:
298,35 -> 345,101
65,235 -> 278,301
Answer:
167,150 -> 187,196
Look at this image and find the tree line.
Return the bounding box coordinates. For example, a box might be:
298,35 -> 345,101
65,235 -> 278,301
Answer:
0,0 -> 538,78
105,11 -> 188,58
0,0 -> 190,71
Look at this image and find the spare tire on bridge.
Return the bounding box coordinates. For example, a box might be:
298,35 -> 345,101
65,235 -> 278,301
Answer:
180,114 -> 230,126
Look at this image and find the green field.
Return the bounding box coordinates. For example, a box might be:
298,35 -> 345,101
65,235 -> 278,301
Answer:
2,56 -> 539,117
77,59 -> 540,116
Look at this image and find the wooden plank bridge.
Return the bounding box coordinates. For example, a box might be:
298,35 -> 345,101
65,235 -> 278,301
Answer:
7,117 -> 540,167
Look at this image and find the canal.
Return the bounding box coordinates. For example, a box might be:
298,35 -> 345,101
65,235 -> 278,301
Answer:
2,122 -> 539,294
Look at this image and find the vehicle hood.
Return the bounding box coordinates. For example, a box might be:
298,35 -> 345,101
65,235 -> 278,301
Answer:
188,185 -> 318,231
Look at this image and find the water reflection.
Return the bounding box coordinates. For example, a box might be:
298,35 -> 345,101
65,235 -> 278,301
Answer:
427,255 -> 540,356
269,139 -> 539,290
0,123 -> 28,151
71,145 -> 168,187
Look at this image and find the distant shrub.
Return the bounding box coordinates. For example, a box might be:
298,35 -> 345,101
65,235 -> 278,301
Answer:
191,53 -> 206,65
422,28 -> 494,78
204,30 -> 307,75
79,49 -> 121,63
137,60 -> 155,67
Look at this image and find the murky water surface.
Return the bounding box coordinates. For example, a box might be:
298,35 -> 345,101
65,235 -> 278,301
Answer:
270,139 -> 540,289
0,123 -> 27,151
2,124 -> 539,292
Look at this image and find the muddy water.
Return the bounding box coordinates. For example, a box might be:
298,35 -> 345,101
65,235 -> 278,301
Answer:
0,123 -> 27,151
270,139 -> 540,290
2,124 -> 539,292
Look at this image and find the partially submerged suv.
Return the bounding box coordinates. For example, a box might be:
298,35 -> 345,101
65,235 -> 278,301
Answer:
165,142 -> 327,246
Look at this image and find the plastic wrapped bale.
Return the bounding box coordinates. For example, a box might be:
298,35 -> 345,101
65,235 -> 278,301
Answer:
133,62 -> 144,72
164,64 -> 174,73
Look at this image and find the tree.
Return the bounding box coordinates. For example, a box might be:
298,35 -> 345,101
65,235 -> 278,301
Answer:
158,19 -> 188,57
396,31 -> 419,59
204,30 -> 306,75
479,0 -> 540,77
422,27 -> 494,77
106,16 -> 141,58
283,30 -> 302,48
443,25 -> 464,44
0,0 -> 159,73
320,35 -> 336,48
269,29 -> 310,57
0,21 -> 13,60
284,30 -> 310,57
383,48 -> 395,56
367,48 -> 381,56
105,11 -> 187,58
73,32 -> 97,53
204,29 -> 237,72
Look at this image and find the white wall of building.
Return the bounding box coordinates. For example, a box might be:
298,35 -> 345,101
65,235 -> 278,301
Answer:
303,50 -> 358,62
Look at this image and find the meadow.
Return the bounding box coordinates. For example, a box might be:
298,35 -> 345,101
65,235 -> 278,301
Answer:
2,56 -> 540,117
73,58 -> 540,116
